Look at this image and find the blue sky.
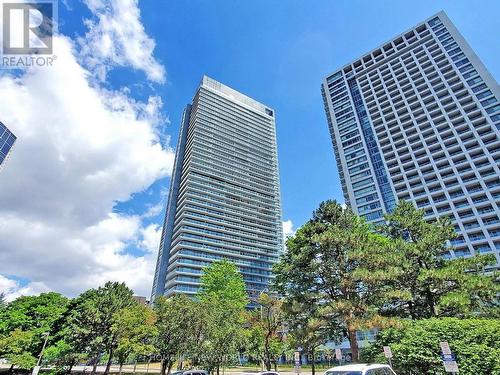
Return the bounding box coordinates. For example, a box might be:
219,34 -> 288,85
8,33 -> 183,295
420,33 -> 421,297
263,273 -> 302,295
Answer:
0,0 -> 499,299
123,0 -> 500,227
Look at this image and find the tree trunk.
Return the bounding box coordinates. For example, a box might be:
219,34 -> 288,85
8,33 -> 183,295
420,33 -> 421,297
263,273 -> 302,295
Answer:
160,359 -> 167,375
425,286 -> 438,317
216,365 -> 220,375
67,359 -> 75,374
311,348 -> 315,375
264,358 -> 271,371
119,363 -> 123,375
347,328 -> 359,362
104,347 -> 114,375
133,361 -> 137,374
9,364 -> 14,373
91,358 -> 98,375
408,300 -> 416,320
167,362 -> 173,375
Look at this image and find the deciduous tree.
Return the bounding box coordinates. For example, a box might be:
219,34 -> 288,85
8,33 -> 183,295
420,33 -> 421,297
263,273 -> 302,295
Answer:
154,294 -> 199,375
64,282 -> 135,375
0,329 -> 37,372
197,260 -> 248,375
246,293 -> 288,371
112,303 -> 157,375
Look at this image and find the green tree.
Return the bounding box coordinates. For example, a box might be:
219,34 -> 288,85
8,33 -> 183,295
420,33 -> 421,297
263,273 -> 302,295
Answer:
284,301 -> 341,375
154,294 -> 199,375
198,259 -> 248,311
246,293 -> 288,371
64,282 -> 135,375
197,260 -> 248,375
0,293 -> 6,309
0,292 -> 69,338
382,200 -> 499,319
0,329 -> 37,372
0,292 -> 69,371
274,200 -> 397,362
43,339 -> 85,374
112,303 -> 157,375
362,318 -> 500,375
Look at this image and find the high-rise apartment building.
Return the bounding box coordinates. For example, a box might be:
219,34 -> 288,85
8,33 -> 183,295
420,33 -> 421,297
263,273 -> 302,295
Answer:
322,11 -> 500,264
0,121 -> 16,168
152,76 -> 283,301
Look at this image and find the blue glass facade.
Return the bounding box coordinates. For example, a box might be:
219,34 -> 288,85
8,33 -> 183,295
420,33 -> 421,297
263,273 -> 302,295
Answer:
0,121 -> 16,166
152,76 -> 283,302
348,80 -> 396,212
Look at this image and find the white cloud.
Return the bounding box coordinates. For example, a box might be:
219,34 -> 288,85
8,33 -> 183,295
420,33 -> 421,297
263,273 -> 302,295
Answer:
142,187 -> 168,218
0,35 -> 174,298
282,219 -> 295,242
0,275 -> 51,302
80,0 -> 165,83
140,223 -> 162,253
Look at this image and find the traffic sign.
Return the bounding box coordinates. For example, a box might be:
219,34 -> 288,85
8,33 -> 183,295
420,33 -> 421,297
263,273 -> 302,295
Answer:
335,348 -> 342,361
440,341 -> 452,355
443,360 -> 459,373
383,346 -> 393,359
441,353 -> 456,361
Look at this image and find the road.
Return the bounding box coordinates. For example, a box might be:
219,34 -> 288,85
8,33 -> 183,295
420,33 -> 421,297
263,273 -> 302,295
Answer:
1,364 -> 319,375
71,365 -> 317,375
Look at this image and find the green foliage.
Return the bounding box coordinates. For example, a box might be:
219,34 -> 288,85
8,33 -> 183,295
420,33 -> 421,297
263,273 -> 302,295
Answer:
246,293 -> 288,371
0,328 -> 37,369
43,339 -> 85,373
0,292 -> 69,337
9,351 -> 38,370
154,294 -> 198,375
274,200 -> 397,361
63,281 -> 135,372
0,293 -> 6,309
198,259 -> 248,310
0,292 -> 69,370
381,201 -> 499,319
361,318 -> 500,375
113,303 -> 157,371
197,260 -> 248,374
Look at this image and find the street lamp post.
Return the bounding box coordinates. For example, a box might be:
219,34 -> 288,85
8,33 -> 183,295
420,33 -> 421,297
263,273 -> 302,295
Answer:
32,332 -> 49,375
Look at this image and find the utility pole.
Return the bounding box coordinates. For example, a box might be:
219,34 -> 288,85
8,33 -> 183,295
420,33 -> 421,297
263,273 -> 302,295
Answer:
32,332 -> 50,375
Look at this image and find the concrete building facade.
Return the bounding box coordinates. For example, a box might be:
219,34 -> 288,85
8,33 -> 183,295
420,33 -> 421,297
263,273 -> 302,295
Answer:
322,11 -> 500,264
152,76 -> 283,301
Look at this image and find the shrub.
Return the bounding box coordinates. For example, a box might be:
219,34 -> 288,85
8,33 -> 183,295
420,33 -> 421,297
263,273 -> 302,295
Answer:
361,318 -> 500,375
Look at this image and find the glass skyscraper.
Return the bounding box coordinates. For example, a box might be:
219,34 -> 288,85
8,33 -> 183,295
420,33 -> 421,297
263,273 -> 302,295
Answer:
152,76 -> 283,301
322,11 -> 500,265
0,121 -> 16,168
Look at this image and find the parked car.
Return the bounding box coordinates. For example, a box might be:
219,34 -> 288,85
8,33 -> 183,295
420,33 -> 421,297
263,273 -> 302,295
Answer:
241,371 -> 280,375
181,370 -> 208,375
324,364 -> 396,375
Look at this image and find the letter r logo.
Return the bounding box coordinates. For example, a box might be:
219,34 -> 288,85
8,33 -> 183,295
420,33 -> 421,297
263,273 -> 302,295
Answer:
2,1 -> 54,55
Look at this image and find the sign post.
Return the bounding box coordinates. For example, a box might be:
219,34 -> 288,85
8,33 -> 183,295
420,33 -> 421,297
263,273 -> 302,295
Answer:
440,341 -> 459,374
335,348 -> 342,366
383,346 -> 393,368
294,351 -> 301,374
